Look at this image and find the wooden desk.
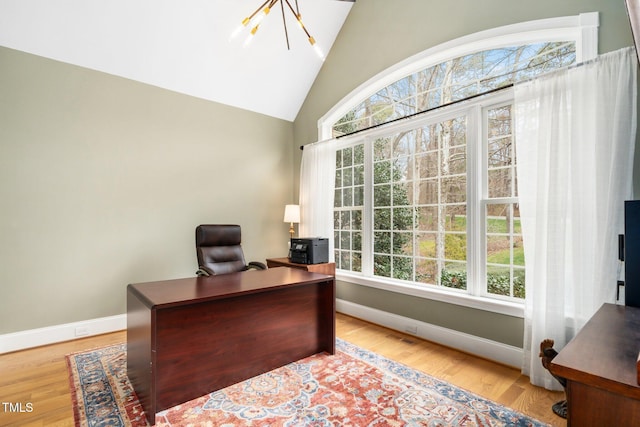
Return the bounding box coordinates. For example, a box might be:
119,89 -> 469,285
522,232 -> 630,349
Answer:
550,303 -> 640,426
127,267 -> 335,425
266,257 -> 335,276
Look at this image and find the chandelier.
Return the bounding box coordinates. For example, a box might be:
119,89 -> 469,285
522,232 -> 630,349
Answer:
230,0 -> 325,60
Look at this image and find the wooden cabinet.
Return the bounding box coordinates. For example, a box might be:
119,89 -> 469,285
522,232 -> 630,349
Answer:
550,303 -> 640,426
266,257 -> 335,276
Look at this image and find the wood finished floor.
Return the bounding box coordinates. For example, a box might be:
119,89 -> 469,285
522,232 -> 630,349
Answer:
0,313 -> 565,426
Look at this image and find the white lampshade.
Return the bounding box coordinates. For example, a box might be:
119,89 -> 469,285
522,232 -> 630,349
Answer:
283,204 -> 300,223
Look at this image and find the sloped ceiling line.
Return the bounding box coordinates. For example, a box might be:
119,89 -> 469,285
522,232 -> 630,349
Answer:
0,0 -> 354,121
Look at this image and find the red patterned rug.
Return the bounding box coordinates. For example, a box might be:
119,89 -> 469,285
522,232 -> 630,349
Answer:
66,338 -> 548,426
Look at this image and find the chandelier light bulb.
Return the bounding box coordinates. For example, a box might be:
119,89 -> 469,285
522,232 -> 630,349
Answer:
229,17 -> 251,41
308,36 -> 325,61
252,6 -> 271,27
243,25 -> 260,47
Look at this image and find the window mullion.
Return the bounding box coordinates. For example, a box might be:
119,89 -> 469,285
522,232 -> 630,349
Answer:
361,137 -> 374,275
479,105 -> 490,299
467,106 -> 482,297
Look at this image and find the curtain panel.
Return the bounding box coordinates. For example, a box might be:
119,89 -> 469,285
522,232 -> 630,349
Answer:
515,47 -> 637,389
299,139 -> 337,260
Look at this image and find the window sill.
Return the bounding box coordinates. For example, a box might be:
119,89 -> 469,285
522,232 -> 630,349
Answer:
336,271 -> 525,318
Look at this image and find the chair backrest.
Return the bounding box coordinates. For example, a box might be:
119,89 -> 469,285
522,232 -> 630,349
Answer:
195,224 -> 248,275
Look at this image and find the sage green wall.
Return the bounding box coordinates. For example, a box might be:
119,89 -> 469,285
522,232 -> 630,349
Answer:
293,0 -> 636,347
0,46 -> 295,334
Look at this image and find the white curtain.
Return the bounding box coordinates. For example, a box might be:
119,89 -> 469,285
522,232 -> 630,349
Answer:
515,47 -> 637,390
299,139 -> 337,260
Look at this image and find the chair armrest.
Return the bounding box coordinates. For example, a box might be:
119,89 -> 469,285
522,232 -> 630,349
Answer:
196,266 -> 212,277
247,261 -> 267,270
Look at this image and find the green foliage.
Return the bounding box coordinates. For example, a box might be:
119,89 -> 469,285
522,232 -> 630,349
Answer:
513,272 -> 525,299
486,270 -> 525,299
372,139 -> 415,280
441,269 -> 467,289
486,273 -> 511,296
393,257 -> 413,280
374,254 -> 391,277
444,234 -> 466,261
440,269 -> 525,299
333,111 -> 358,136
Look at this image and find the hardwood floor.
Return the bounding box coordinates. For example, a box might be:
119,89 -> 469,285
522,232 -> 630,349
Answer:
0,313 -> 565,426
336,314 -> 565,427
0,331 -> 126,427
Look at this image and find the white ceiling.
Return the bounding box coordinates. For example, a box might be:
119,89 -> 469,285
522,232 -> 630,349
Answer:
0,0 -> 353,121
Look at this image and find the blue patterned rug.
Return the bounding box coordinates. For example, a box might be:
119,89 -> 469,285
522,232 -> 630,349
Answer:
67,338 -> 549,426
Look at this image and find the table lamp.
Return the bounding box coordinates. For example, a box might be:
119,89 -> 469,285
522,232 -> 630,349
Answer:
283,204 -> 300,238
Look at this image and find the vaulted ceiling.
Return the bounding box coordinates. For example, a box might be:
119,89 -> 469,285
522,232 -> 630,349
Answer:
0,0 -> 354,121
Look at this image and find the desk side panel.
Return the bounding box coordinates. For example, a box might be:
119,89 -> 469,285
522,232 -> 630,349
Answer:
126,286 -> 155,424
153,281 -> 334,412
319,278 -> 336,354
566,380 -> 640,426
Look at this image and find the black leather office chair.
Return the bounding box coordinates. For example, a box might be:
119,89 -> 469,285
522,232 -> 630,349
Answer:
195,224 -> 267,276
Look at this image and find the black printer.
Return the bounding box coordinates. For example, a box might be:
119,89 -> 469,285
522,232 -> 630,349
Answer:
289,238 -> 329,264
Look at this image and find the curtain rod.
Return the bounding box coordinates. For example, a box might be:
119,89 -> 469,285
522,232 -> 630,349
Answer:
299,51 -> 607,150
337,83 -> 514,139
300,84 -> 513,150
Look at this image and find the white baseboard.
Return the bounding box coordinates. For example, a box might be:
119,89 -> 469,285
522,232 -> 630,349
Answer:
336,299 -> 523,368
2,301 -> 523,368
0,314 -> 126,354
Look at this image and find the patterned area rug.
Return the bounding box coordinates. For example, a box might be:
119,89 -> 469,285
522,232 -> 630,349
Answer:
66,339 -> 548,426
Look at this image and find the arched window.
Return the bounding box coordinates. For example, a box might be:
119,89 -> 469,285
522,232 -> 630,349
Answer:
332,41 -> 576,137
319,12 -> 598,140
322,13 -> 598,313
